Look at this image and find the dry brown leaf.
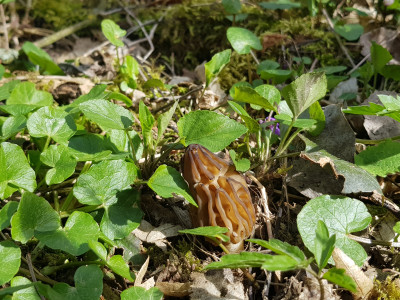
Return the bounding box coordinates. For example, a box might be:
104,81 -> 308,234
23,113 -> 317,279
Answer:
156,281 -> 191,297
134,255 -> 150,287
332,247 -> 374,299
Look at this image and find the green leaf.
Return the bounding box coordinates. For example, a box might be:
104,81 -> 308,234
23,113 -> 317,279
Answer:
27,106 -> 77,144
259,0 -> 301,10
68,134 -> 112,161
205,49 -> 232,86
148,165 -> 196,207
233,86 -> 276,111
120,55 -> 139,89
203,252 -> 268,269
0,241 -> 21,285
0,115 -> 26,140
157,101 -> 178,144
36,211 -> 100,255
108,129 -> 143,161
0,201 -> 18,231
315,220 -> 336,270
247,239 -> 306,263
0,64 -> 4,79
72,84 -> 108,106
254,84 -> 281,106
121,286 -> 163,300
22,42 -> 64,75
11,192 -> 60,243
297,195 -> 371,266
371,41 -> 392,72
88,241 -> 107,261
40,144 -> 77,185
0,80 -> 20,101
100,189 -> 143,240
281,72 -> 327,118
107,91 -> 133,107
260,69 -> 292,83
229,81 -> 252,98
0,142 -> 36,199
355,140 -> 400,176
142,78 -> 165,90
378,94 -> 400,111
307,100 -> 325,136
10,276 -> 41,300
229,149 -> 250,172
322,268 -> 357,293
314,66 -> 347,75
222,0 -> 241,14
261,255 -> 300,271
226,27 -> 262,55
334,24 -> 364,41
107,255 -> 135,281
139,101 -> 155,148
36,265 -> 103,300
179,226 -> 230,242
394,222 -> 400,235
101,19 -> 126,47
6,82 -> 53,114
177,110 -> 247,152
256,60 -> 280,73
74,160 -> 138,206
380,65 -> 400,81
80,99 -> 133,131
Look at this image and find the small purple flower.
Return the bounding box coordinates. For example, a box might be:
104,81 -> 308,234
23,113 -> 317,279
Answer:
259,117 -> 280,136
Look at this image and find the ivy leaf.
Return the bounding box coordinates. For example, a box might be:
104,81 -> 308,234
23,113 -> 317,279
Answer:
80,99 -> 133,131
0,142 -> 36,199
36,212 -> 100,256
100,189 -> 143,240
226,27 -> 262,55
204,49 -> 231,86
22,42 -> 64,75
11,192 -> 60,244
322,268 -> 357,293
121,286 -> 163,300
281,72 -> 327,118
101,19 -> 126,47
68,134 -> 112,162
148,165 -> 196,207
40,144 -> 77,185
0,115 -> 26,141
36,265 -> 103,300
0,201 -> 18,231
27,106 -> 77,144
297,195 -> 371,266
177,110 -> 247,152
0,241 -> 21,285
179,226 -> 230,242
5,82 -> 53,115
73,160 -> 138,206
355,140 -> 400,176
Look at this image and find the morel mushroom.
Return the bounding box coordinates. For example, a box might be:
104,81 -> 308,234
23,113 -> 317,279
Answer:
183,144 -> 256,252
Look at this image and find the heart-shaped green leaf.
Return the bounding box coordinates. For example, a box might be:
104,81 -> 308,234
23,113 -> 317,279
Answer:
178,110 -> 247,152
36,211 -> 100,256
297,195 -> 371,266
0,241 -> 21,285
205,49 -> 232,86
68,134 -> 112,162
0,142 -> 36,199
0,115 -> 26,141
101,19 -> 126,47
334,24 -> 364,41
0,201 -> 18,231
227,27 -> 262,55
11,192 -> 60,243
22,42 -> 64,75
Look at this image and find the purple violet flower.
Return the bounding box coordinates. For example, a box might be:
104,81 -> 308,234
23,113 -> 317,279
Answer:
259,117 -> 280,136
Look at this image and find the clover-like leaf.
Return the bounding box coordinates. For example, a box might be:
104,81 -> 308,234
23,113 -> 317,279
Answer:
80,99 -> 133,131
297,195 -> 371,266
11,192 -> 60,243
36,211 -> 100,256
40,144 -> 77,185
0,241 -> 21,285
0,142 -> 36,199
148,165 -> 196,207
178,110 -> 247,152
227,27 -> 262,55
27,106 -> 77,144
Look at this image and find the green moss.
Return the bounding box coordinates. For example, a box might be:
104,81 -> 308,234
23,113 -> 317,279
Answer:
370,277 -> 400,300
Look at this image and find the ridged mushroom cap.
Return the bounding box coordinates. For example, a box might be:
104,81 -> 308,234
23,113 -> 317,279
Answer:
183,144 -> 256,252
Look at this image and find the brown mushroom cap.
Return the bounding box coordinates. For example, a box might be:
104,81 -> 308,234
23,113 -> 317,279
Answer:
183,144 -> 256,252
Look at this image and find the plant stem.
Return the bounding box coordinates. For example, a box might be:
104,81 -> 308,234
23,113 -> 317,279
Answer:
41,261 -> 104,276
125,128 -> 137,164
356,135 -> 400,144
247,54 -> 252,84
274,121 -> 294,157
19,268 -> 58,285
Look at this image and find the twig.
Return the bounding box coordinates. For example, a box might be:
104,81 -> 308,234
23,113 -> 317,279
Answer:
33,18 -> 96,48
322,8 -> 355,68
348,234 -> 400,248
0,75 -> 96,86
346,54 -> 370,75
